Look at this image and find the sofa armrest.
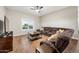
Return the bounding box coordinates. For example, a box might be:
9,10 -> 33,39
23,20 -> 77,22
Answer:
40,41 -> 60,53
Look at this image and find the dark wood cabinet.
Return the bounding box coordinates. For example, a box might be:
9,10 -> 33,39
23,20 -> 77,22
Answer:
0,31 -> 13,53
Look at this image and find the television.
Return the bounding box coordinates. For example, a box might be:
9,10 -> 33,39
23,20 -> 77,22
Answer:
0,20 -> 3,34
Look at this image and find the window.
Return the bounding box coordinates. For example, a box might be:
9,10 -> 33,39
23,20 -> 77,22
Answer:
22,24 -> 28,29
22,18 -> 34,31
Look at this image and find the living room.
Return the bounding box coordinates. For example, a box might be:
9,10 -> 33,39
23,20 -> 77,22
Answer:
0,6 -> 79,53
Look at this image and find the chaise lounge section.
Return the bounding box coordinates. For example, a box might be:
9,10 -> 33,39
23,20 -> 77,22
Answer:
36,27 -> 74,53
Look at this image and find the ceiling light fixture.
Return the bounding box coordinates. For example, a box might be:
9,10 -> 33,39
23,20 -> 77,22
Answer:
30,6 -> 43,13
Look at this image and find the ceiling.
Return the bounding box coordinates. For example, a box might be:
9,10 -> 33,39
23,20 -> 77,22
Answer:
6,6 -> 68,16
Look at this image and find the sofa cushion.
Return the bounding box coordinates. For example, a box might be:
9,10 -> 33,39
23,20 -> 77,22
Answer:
48,29 -> 64,42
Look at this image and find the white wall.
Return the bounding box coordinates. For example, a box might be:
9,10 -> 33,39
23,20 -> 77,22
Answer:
41,7 -> 78,37
6,9 -> 40,36
75,7 -> 79,52
78,7 -> 79,31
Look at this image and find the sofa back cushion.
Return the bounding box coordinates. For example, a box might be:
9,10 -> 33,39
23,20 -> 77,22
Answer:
43,27 -> 74,37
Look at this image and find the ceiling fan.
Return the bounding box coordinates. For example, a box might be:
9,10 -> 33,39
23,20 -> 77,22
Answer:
30,6 -> 43,13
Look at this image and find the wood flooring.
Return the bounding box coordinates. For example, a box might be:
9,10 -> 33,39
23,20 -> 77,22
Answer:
10,35 -> 78,53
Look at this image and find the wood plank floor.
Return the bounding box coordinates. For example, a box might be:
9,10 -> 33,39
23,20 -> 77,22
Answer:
10,35 -> 78,53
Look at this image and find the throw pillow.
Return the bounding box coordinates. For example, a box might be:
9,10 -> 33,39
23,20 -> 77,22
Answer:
48,29 -> 64,42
